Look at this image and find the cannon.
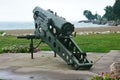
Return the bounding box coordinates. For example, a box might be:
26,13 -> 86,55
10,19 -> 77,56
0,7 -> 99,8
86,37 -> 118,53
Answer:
18,7 -> 93,70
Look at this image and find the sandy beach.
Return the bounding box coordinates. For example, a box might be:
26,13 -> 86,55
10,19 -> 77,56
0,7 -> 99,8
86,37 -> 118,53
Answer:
0,26 -> 120,35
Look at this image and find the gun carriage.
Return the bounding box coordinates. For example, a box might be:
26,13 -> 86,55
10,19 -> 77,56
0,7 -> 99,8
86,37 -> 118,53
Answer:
18,7 -> 93,70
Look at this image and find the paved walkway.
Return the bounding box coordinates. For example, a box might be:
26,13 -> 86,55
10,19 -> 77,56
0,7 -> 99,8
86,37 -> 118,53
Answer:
0,50 -> 119,80
91,50 -> 120,73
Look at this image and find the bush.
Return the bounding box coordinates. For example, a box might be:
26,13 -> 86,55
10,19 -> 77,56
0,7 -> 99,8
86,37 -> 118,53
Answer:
90,72 -> 120,80
0,31 -> 4,34
2,45 -> 29,53
2,45 -> 41,53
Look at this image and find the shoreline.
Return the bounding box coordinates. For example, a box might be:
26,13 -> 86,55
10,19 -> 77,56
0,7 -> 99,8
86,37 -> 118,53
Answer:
0,26 -> 120,35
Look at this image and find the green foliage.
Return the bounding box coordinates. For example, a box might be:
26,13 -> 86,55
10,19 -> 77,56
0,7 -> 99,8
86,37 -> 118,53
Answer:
2,45 -> 29,53
0,35 -> 50,53
94,13 -> 102,21
113,0 -> 120,19
103,6 -> 116,21
83,10 -> 95,21
2,45 -> 40,53
82,0 -> 120,23
0,31 -> 4,34
83,1 -> 120,22
83,10 -> 102,21
0,36 -> 28,53
90,72 -> 120,80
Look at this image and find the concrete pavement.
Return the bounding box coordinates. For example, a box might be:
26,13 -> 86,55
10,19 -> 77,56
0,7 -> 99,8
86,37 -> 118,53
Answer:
0,50 -> 119,80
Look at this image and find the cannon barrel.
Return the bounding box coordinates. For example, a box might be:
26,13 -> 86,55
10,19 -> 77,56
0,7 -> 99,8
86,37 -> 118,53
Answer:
33,7 -> 74,35
17,35 -> 40,39
17,36 -> 28,39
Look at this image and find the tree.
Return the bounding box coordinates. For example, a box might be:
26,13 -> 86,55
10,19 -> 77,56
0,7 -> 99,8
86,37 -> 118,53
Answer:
94,12 -> 102,21
113,0 -> 120,19
83,10 -> 95,21
103,6 -> 116,21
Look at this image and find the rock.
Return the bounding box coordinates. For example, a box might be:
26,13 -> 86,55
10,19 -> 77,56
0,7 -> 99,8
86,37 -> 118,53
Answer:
1,32 -> 6,36
110,62 -> 120,77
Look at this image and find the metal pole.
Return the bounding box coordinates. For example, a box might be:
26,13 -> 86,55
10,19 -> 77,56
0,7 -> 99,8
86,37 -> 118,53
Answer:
54,52 -> 57,57
30,39 -> 34,59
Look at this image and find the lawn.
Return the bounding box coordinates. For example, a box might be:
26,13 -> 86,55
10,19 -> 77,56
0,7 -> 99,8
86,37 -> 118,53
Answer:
0,33 -> 120,53
74,33 -> 120,52
0,35 -> 51,53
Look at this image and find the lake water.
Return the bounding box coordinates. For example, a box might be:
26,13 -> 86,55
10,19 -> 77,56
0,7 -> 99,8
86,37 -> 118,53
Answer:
0,21 -> 107,30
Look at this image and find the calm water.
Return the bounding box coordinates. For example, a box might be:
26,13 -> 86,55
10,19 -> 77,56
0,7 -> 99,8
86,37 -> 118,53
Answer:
0,22 -> 34,30
0,21 -> 107,30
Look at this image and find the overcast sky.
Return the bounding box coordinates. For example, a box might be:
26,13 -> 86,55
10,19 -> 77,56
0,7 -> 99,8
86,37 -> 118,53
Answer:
0,0 -> 115,22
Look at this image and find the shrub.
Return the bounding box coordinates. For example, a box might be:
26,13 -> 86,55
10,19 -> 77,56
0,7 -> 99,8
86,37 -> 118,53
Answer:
2,45 -> 40,53
0,31 -> 4,34
2,45 -> 29,53
90,72 -> 120,80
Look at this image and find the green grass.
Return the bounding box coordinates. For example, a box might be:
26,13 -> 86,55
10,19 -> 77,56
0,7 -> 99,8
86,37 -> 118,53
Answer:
74,33 -> 120,52
0,35 -> 51,53
0,33 -> 120,53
